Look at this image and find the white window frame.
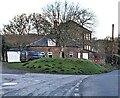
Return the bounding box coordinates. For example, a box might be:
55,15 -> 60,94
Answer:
47,52 -> 53,58
41,52 -> 45,55
69,52 -> 73,57
48,39 -> 56,46
84,45 -> 87,50
87,45 -> 89,50
86,34 -> 89,40
47,52 -> 52,55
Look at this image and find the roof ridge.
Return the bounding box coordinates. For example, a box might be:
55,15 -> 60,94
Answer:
26,36 -> 48,46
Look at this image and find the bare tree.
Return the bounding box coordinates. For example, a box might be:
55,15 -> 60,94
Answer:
42,1 -> 96,57
2,13 -> 52,35
43,1 -> 96,29
3,14 -> 29,35
2,13 -> 52,49
1,1 -> 96,58
29,13 -> 52,35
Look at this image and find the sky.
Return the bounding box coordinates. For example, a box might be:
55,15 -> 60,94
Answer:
0,0 -> 119,39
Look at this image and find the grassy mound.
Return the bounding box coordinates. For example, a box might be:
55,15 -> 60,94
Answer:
6,58 -> 115,75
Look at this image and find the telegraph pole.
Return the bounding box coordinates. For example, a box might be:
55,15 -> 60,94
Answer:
118,1 -> 120,65
112,24 -> 115,65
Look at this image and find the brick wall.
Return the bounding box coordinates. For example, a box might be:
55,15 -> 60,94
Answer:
27,46 -> 80,58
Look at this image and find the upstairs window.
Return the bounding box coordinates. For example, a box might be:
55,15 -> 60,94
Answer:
84,34 -> 86,40
86,34 -> 89,40
84,45 -> 87,50
89,34 -> 91,40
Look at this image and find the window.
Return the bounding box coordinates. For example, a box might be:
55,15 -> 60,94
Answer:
89,46 -> 91,50
41,52 -> 45,55
84,34 -> 91,40
86,34 -> 91,40
84,34 -> 86,40
89,34 -> 91,40
84,45 -> 91,50
84,45 -> 87,50
47,52 -> 52,58
69,52 -> 73,57
86,34 -> 89,40
87,45 -> 89,50
48,39 -> 56,46
41,52 -> 45,57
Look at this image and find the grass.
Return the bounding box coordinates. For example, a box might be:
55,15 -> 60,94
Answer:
5,58 -> 117,75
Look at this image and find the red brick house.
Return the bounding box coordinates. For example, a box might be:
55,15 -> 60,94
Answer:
26,21 -> 93,59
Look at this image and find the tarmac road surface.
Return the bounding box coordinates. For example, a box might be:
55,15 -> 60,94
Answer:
71,70 -> 119,97
2,73 -> 89,96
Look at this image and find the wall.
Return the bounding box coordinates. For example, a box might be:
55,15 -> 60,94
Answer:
27,46 -> 80,58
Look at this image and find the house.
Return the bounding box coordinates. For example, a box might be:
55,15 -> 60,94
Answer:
26,21 -> 93,59
58,20 -> 92,51
26,37 -> 79,58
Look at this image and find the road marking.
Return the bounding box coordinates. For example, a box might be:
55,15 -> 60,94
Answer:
34,80 -> 39,82
76,82 -> 80,87
74,93 -> 80,96
2,82 -> 17,86
0,91 -> 4,95
75,88 -> 79,91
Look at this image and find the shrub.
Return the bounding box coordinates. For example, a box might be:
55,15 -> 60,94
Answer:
45,64 -> 51,67
26,66 -> 29,68
38,66 -> 41,68
71,67 -> 75,70
59,62 -> 62,64
53,63 -> 55,66
52,70 -> 58,73
60,69 -> 64,72
44,68 -> 50,70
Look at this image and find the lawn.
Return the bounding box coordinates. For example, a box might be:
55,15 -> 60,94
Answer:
6,58 -> 116,75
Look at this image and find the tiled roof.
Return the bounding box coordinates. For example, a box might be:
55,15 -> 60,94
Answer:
26,37 -> 49,46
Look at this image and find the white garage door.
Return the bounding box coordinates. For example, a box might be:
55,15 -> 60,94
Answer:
7,51 -> 21,62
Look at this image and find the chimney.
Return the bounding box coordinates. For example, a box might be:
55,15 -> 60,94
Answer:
112,24 -> 114,41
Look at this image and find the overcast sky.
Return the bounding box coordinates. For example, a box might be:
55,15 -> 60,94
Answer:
0,0 -> 119,39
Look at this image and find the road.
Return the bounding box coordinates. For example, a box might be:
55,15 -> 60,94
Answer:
2,73 -> 89,96
71,70 -> 119,96
1,63 -> 119,96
